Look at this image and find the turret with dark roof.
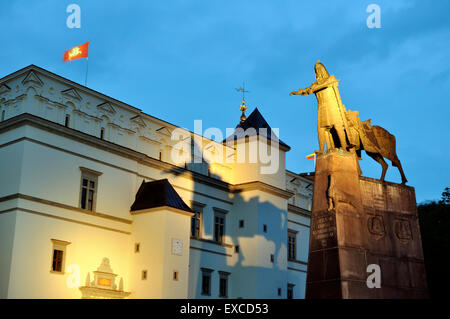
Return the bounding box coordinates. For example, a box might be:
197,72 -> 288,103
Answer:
223,107 -> 290,151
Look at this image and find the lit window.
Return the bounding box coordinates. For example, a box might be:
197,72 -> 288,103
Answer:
201,268 -> 213,296
219,271 -> 230,298
288,230 -> 297,260
50,239 -> 70,274
79,167 -> 102,211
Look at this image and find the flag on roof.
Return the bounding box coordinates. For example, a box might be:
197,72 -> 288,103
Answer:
63,42 -> 89,62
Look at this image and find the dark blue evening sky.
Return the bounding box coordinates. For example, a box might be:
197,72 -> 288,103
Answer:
1,0 -> 449,203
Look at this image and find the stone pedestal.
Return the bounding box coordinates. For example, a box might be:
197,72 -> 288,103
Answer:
306,150 -> 428,299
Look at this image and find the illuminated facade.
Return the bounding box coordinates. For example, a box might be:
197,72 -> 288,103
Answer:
0,65 -> 312,299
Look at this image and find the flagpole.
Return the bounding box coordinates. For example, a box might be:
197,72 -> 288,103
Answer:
85,57 -> 89,86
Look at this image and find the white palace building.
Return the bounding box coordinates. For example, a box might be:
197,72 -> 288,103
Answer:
0,65 -> 313,299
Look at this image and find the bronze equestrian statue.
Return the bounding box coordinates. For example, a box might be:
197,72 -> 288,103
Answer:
290,61 -> 407,184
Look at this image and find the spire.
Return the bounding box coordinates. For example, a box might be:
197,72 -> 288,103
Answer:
235,82 -> 250,124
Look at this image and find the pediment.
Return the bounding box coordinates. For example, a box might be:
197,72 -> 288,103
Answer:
22,70 -> 44,87
130,115 -> 146,127
61,88 -> 82,101
0,83 -> 11,95
156,126 -> 172,137
97,101 -> 116,114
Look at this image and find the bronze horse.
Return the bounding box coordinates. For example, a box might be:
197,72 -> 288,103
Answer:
346,114 -> 408,185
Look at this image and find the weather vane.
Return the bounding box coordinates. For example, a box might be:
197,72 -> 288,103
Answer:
235,82 -> 250,124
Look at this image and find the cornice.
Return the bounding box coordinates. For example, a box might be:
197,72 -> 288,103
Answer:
231,181 -> 294,199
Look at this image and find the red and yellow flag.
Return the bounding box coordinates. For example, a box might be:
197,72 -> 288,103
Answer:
306,153 -> 315,160
63,42 -> 89,62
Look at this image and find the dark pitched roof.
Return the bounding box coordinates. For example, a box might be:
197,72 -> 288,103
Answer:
130,179 -> 193,213
223,108 -> 290,150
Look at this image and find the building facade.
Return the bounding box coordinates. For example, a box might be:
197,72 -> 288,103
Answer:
0,65 -> 312,299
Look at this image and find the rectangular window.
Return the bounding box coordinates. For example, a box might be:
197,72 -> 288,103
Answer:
1,110 -> 5,121
135,243 -> 140,253
201,268 -> 213,296
173,271 -> 179,281
79,167 -> 102,211
65,114 -> 70,127
190,203 -> 204,239
219,271 -> 230,298
263,224 -> 267,233
100,128 -> 105,139
52,249 -> 63,272
288,230 -> 297,260
142,270 -> 147,280
50,239 -> 70,274
214,213 -> 225,243
239,220 -> 244,228
287,283 -> 295,299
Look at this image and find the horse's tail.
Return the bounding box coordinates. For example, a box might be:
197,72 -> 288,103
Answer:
371,125 -> 397,161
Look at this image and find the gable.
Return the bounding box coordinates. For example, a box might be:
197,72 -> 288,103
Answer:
156,126 -> 171,137
61,88 -> 82,101
22,70 -> 44,87
97,101 -> 116,114
0,83 -> 11,95
130,114 -> 146,128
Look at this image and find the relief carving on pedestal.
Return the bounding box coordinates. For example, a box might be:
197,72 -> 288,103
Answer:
367,215 -> 386,240
394,219 -> 413,244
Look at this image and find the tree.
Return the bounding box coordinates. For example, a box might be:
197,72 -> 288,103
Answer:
418,187 -> 450,299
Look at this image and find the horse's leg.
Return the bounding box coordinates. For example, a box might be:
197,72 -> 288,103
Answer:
366,152 -> 388,182
392,156 -> 408,185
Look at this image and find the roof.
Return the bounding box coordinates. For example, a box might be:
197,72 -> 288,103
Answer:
223,108 -> 290,150
130,179 -> 193,213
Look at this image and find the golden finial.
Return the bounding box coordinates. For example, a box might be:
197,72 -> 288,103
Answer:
236,83 -> 249,124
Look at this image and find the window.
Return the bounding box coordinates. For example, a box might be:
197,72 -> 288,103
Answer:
270,254 -> 274,263
288,230 -> 297,260
263,224 -> 267,233
287,284 -> 295,299
201,268 -> 213,296
219,271 -> 230,298
190,202 -> 204,239
239,220 -> 244,228
79,167 -> 102,211
142,270 -> 148,280
278,288 -> 282,296
235,245 -> 240,253
1,110 -> 5,121
135,243 -> 140,253
65,114 -> 70,127
214,210 -> 226,243
100,127 -> 105,139
173,271 -> 179,281
50,239 -> 70,273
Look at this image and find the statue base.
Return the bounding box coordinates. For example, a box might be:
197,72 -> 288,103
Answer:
306,150 -> 428,299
